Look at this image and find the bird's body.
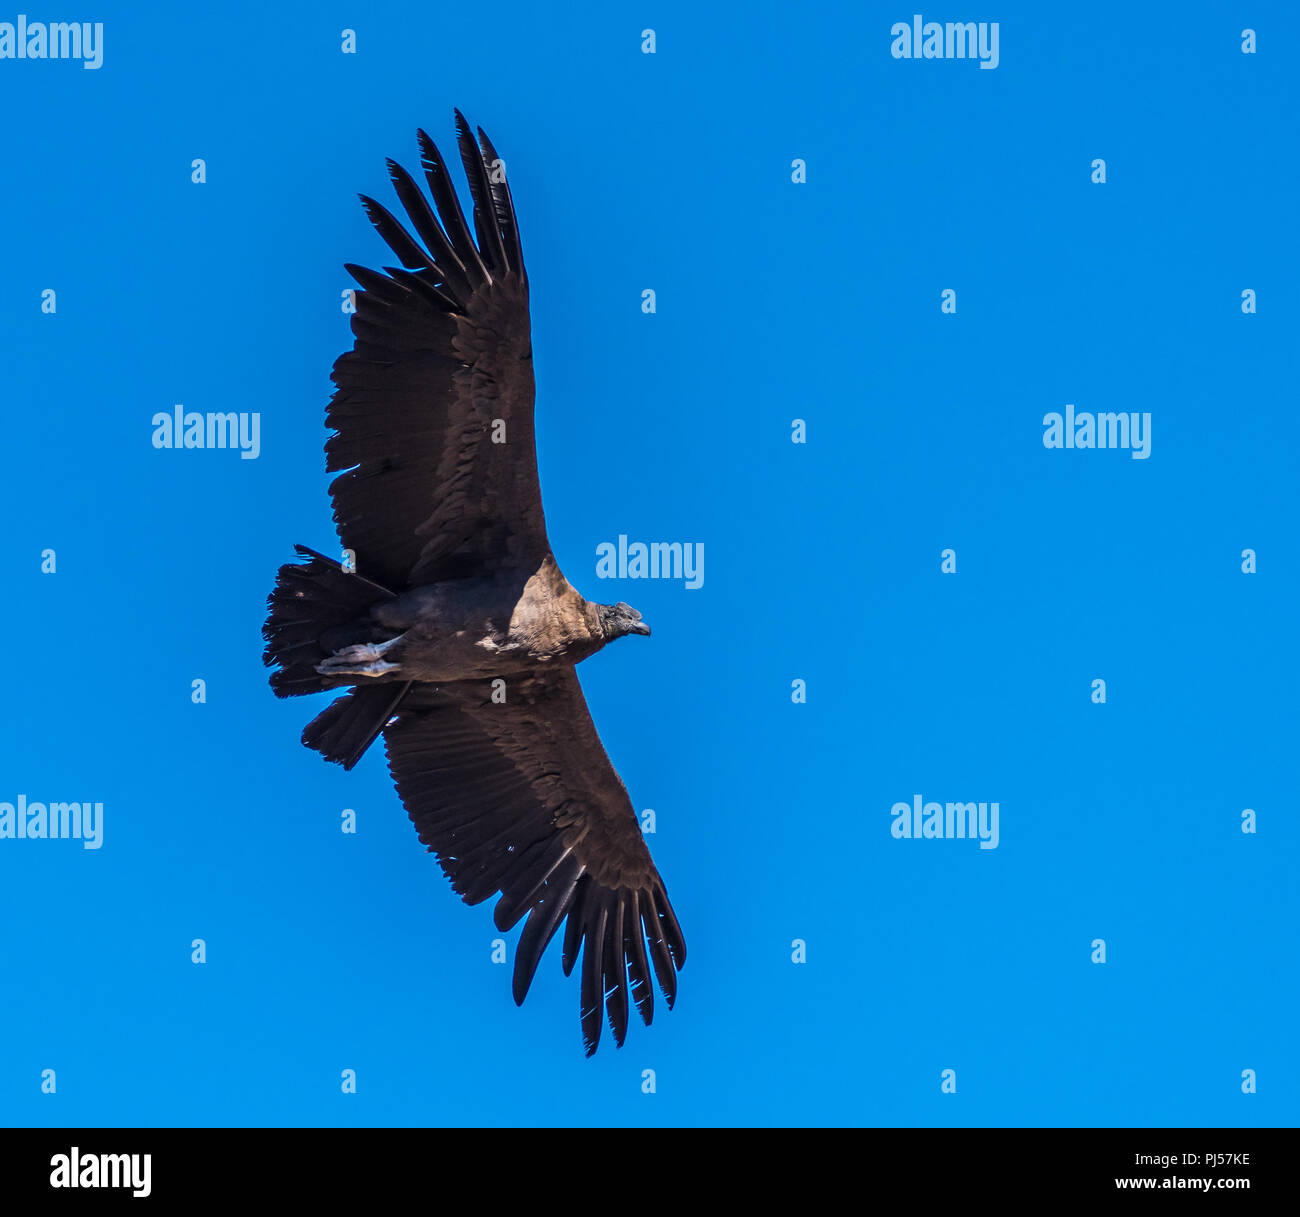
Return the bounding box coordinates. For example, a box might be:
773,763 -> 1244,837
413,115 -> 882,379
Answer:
262,113 -> 685,1055
317,556 -> 634,683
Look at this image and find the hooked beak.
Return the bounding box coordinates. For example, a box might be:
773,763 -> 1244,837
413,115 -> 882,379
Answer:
631,621 -> 652,637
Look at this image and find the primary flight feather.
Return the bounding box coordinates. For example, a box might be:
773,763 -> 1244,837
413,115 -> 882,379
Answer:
262,112 -> 685,1055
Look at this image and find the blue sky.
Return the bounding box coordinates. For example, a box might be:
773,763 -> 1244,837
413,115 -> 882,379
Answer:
0,0 -> 1295,1126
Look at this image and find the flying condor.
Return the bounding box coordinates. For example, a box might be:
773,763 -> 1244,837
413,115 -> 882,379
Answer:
262,112 -> 686,1056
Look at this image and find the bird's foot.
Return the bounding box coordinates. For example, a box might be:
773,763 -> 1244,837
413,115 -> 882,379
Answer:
317,636 -> 404,678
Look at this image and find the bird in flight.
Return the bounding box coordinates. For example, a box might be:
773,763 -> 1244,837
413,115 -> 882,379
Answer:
262,112 -> 685,1055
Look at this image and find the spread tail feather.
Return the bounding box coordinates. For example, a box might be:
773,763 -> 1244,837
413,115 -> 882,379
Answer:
263,545 -> 407,768
262,545 -> 389,697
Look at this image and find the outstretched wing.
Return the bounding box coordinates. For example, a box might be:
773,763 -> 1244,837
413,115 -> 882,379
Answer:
327,111 -> 546,592
383,668 -> 687,1055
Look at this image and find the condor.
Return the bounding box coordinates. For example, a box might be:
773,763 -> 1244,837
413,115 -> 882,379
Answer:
263,113 -> 685,1056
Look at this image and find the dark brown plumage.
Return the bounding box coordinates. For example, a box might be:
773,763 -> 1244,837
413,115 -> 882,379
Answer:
262,112 -> 685,1055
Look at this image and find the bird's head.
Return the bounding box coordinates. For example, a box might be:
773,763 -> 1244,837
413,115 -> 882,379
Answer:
599,601 -> 651,640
